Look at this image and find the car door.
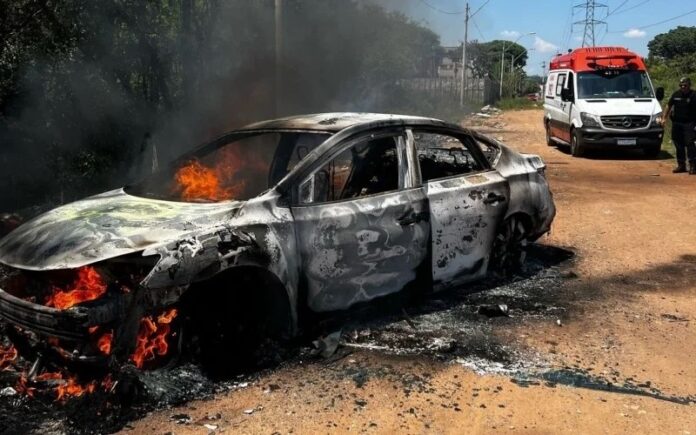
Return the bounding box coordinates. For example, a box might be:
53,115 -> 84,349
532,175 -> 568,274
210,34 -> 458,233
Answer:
291,129 -> 430,312
411,129 -> 510,290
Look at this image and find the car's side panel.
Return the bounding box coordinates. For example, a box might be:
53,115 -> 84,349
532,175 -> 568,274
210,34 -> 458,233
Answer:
141,191 -> 301,332
292,188 -> 429,312
427,171 -> 509,290
492,145 -> 555,237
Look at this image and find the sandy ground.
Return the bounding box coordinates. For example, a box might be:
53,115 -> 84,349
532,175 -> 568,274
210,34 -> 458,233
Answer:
125,109 -> 696,434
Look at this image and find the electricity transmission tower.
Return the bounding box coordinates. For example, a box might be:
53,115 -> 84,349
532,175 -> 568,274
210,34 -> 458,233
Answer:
573,0 -> 607,47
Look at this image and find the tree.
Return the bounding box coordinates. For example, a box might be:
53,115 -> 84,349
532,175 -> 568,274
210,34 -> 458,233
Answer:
648,26 -> 696,61
646,26 -> 696,106
467,40 -> 527,78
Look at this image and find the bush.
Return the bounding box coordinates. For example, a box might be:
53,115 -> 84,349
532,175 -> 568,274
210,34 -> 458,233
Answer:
646,54 -> 696,155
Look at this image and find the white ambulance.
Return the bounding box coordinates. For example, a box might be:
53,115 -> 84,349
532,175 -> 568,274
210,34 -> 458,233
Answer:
543,46 -> 664,157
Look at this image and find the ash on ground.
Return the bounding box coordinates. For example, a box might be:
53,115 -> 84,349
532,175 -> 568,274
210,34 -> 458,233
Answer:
327,243 -> 574,374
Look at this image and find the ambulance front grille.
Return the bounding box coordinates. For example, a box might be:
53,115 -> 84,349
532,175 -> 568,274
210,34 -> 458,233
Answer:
600,115 -> 650,129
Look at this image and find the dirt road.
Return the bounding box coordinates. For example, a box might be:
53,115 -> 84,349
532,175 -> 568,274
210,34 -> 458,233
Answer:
127,109 -> 696,434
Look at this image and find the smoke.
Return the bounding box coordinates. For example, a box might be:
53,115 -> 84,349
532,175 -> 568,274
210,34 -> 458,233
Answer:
0,0 -> 449,213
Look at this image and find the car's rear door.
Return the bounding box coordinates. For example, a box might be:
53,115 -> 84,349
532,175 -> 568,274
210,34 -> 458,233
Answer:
290,128 -> 429,312
411,129 -> 510,290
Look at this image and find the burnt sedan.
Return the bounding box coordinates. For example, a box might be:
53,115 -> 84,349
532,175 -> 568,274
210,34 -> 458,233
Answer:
0,113 -> 555,370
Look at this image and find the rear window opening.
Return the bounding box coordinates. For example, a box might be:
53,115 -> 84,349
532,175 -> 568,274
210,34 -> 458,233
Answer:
413,132 -> 484,181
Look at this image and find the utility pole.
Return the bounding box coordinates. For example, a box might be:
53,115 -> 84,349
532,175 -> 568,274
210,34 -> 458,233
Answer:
275,0 -> 283,117
499,42 -> 505,100
574,0 -> 607,47
459,2 -> 469,108
499,32 -> 535,100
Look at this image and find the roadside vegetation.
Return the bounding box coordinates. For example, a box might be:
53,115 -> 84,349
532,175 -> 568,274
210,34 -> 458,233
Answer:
646,26 -> 696,155
495,97 -> 539,111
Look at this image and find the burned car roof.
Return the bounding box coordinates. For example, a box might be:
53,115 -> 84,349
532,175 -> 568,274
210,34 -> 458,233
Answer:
239,112 -> 446,132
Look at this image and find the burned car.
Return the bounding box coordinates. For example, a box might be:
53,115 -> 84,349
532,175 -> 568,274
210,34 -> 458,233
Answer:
0,113 -> 555,371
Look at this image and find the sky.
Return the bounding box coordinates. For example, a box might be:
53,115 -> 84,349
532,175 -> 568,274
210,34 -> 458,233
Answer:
380,0 -> 696,76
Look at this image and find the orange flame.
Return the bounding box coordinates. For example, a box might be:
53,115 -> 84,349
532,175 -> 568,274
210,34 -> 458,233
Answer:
55,376 -> 97,401
15,371 -> 112,402
173,146 -> 260,202
45,266 -> 108,310
174,160 -> 233,201
97,331 -> 113,355
130,308 -> 178,368
0,345 -> 18,371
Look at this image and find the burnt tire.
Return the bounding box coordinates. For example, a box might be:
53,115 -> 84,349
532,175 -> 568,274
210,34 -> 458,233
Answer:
490,216 -> 528,277
182,269 -> 291,378
570,129 -> 584,157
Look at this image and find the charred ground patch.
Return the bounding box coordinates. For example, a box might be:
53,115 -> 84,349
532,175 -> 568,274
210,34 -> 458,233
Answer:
3,243 -> 693,433
0,243 -> 575,433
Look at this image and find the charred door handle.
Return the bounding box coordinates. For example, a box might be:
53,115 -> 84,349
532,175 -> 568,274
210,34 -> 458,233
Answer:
397,209 -> 427,226
483,192 -> 506,205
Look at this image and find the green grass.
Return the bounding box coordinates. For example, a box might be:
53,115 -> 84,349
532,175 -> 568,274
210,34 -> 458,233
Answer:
661,123 -> 676,156
494,97 -> 540,111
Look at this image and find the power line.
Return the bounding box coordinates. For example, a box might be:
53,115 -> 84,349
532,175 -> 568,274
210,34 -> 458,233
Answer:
419,0 -> 467,15
471,18 -> 486,41
607,7 -> 696,33
607,0 -> 629,16
560,0 -> 575,51
607,0 -> 652,16
597,26 -> 608,44
470,0 -> 491,18
419,0 -> 491,17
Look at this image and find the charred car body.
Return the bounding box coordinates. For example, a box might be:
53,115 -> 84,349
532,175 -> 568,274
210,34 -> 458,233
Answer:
0,113 -> 555,370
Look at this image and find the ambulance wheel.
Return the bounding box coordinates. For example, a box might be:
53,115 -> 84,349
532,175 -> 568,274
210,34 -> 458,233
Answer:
570,129 -> 584,157
545,122 -> 554,146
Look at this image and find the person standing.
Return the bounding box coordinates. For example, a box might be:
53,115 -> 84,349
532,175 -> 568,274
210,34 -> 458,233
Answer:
662,77 -> 696,174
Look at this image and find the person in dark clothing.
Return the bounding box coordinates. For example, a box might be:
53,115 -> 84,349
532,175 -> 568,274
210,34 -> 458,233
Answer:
661,77 -> 696,174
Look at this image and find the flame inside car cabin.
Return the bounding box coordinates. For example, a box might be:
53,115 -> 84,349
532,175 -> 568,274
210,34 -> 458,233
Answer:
173,146 -> 250,202
130,308 -> 178,368
174,159 -> 235,201
45,266 -> 107,310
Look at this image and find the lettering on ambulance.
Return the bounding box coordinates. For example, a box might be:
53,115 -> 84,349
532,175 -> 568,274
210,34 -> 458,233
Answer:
546,74 -> 557,99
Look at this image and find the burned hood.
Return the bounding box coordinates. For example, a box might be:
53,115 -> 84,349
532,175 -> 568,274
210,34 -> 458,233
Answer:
0,189 -> 243,271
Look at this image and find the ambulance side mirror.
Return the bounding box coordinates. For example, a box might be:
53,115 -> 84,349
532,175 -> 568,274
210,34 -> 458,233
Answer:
655,87 -> 664,102
560,88 -> 574,102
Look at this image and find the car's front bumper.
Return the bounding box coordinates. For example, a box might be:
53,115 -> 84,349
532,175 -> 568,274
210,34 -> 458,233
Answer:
577,126 -> 663,149
0,288 -> 132,364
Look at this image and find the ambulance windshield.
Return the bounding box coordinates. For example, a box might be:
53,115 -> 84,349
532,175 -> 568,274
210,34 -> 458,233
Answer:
577,70 -> 654,99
